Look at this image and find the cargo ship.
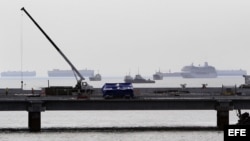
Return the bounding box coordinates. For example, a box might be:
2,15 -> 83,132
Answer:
1,71 -> 36,77
216,69 -> 247,76
161,70 -> 182,77
48,69 -> 94,77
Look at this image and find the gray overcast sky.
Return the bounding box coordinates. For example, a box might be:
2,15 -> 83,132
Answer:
1,0 -> 250,77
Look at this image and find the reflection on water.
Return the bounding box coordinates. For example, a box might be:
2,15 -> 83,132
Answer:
0,110 -> 232,141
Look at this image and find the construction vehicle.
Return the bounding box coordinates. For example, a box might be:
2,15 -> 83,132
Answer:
21,7 -> 93,97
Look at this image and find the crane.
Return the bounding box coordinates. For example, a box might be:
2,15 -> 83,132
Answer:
21,7 -> 93,95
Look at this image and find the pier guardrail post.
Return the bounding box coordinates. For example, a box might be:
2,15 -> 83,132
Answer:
27,101 -> 45,132
216,100 -> 233,130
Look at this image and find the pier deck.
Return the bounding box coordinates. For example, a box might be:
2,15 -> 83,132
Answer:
0,87 -> 250,132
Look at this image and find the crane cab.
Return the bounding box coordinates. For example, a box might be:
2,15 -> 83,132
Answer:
74,81 -> 93,94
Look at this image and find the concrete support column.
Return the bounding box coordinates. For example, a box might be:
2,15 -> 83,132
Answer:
28,112 -> 41,132
216,100 -> 232,130
217,110 -> 229,130
27,101 -> 45,132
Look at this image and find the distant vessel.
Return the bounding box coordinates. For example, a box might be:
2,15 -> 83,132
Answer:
161,70 -> 182,77
89,73 -> 102,81
1,71 -> 36,77
125,74 -> 155,83
181,62 -> 217,78
124,74 -> 133,82
160,68 -> 247,78
216,69 -> 247,76
48,69 -> 94,77
153,71 -> 163,80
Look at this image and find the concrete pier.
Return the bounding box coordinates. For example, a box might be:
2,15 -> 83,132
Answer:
0,94 -> 250,131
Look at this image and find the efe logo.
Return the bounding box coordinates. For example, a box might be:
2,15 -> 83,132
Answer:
224,125 -> 250,141
228,129 -> 246,136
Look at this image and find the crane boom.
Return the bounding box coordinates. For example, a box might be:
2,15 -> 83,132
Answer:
21,7 -> 85,81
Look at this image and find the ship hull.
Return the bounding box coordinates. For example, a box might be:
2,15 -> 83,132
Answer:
153,74 -> 163,80
181,72 -> 217,78
125,79 -> 155,83
133,80 -> 155,83
124,74 -> 155,83
48,69 -> 94,77
162,72 -> 182,77
125,80 -> 155,83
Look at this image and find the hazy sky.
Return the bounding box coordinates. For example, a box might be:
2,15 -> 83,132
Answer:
1,0 -> 250,77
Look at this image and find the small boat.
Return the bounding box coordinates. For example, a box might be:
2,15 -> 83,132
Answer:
124,74 -> 155,83
89,73 -> 102,81
153,71 -> 163,80
124,74 -> 133,82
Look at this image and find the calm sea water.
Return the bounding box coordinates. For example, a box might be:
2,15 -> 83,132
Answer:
0,75 -> 245,89
0,76 -> 247,141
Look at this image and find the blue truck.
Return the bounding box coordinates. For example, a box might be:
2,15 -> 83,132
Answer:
102,83 -> 134,99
